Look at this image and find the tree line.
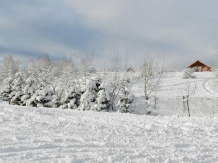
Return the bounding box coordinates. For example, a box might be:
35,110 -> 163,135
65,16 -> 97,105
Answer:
0,54 -> 136,113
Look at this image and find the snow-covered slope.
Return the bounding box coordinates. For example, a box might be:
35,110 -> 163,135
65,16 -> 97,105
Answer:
131,72 -> 218,116
131,72 -> 217,98
1,104 -> 218,163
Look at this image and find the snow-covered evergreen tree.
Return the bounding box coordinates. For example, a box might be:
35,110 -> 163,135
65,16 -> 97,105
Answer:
52,94 -> 62,108
9,71 -> 26,105
53,60 -> 81,109
117,81 -> 135,113
0,76 -> 15,102
0,65 -> 15,102
33,68 -> 54,108
60,87 -> 81,109
22,76 -> 38,107
34,85 -> 53,108
78,79 -> 101,111
92,82 -> 111,111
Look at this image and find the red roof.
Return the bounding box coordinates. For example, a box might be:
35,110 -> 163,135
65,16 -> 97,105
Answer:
187,60 -> 211,69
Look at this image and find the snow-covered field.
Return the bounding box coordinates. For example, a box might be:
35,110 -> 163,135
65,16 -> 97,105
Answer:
131,72 -> 218,116
1,104 -> 218,163
131,71 -> 217,98
1,71 -> 218,163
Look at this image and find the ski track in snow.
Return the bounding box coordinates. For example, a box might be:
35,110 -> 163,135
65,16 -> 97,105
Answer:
1,104 -> 218,163
202,78 -> 218,96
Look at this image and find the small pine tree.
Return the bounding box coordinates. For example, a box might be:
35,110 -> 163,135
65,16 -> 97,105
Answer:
78,79 -> 101,111
34,84 -> 53,108
60,87 -> 81,109
22,76 -> 38,107
0,76 -> 15,102
0,66 -> 15,102
56,63 -> 82,109
117,81 -> 135,113
33,67 -> 54,108
9,72 -> 26,105
52,94 -> 62,108
92,82 -> 111,111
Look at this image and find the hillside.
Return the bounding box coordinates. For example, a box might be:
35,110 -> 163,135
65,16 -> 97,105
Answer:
131,71 -> 218,116
1,71 -> 218,162
0,104 -> 218,163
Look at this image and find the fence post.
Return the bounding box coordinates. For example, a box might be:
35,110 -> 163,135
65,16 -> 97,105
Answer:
154,95 -> 157,110
186,95 -> 191,117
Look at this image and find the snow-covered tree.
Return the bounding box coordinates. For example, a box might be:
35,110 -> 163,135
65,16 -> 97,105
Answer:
33,67 -> 54,108
141,55 -> 163,113
52,94 -> 62,108
0,56 -> 20,83
53,58 -> 81,109
106,44 -> 124,110
0,75 -> 15,102
58,60 -> 81,92
9,71 -> 26,105
117,80 -> 135,113
34,85 -> 53,108
78,79 -> 101,111
60,87 -> 81,109
183,80 -> 196,117
80,54 -> 93,87
22,76 -> 38,107
182,68 -> 195,79
92,82 -> 111,111
26,54 -> 54,78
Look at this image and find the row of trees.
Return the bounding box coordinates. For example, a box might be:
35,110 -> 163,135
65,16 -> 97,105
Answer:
0,55 -> 137,113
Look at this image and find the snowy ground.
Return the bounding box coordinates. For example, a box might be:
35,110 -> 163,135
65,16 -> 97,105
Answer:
1,71 -> 218,162
1,104 -> 218,163
131,72 -> 218,116
131,72 -> 218,98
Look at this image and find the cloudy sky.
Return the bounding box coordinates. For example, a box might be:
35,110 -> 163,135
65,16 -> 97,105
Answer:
0,0 -> 218,70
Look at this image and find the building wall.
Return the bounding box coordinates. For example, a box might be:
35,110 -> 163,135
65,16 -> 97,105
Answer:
190,66 -> 211,72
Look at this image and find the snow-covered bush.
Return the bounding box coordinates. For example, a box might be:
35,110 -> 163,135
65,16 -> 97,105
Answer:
182,68 -> 195,79
78,79 -> 101,111
9,72 -> 26,105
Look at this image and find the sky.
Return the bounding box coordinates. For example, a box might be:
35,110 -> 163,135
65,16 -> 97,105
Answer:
0,0 -> 218,70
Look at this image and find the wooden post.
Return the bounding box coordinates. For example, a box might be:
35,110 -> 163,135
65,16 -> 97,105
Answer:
154,95 -> 157,110
186,95 -> 191,117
